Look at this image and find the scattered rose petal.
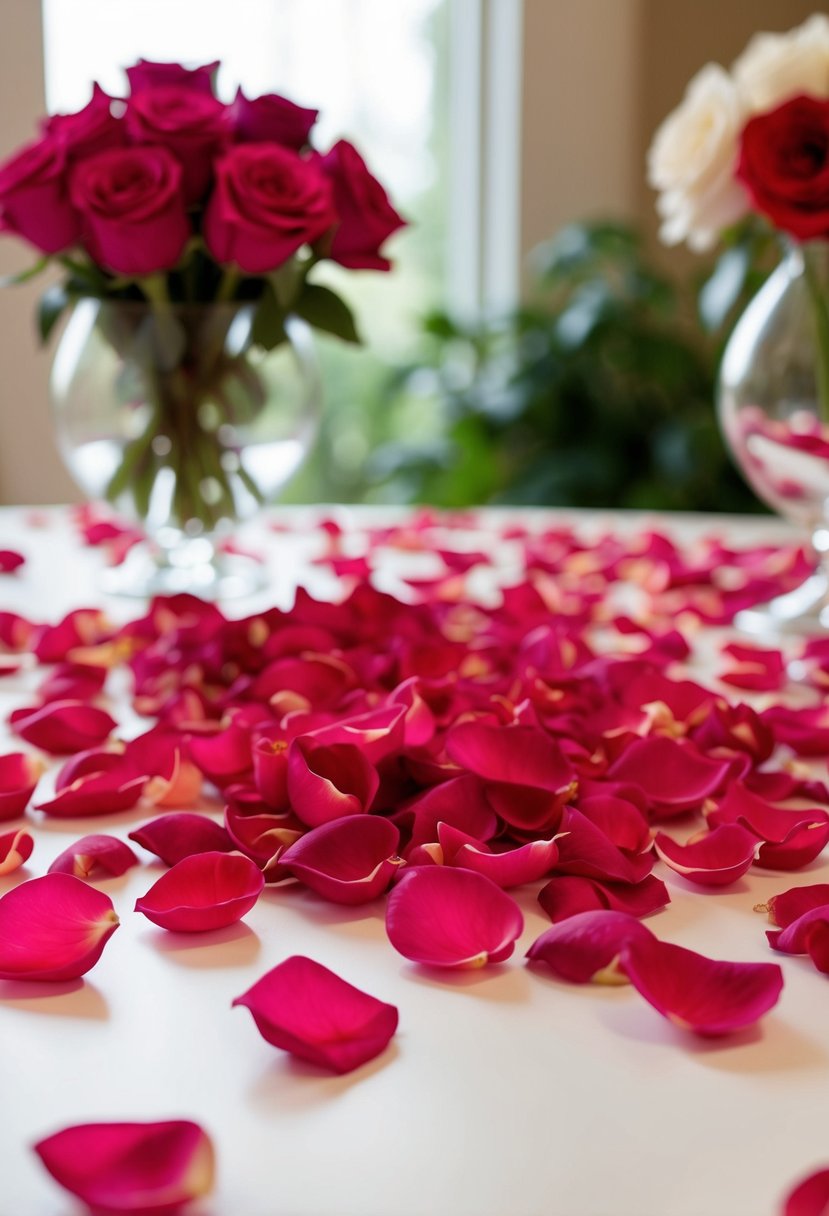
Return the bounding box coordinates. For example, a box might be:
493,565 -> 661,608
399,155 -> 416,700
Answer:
129,814 -> 235,866
607,736 -> 732,817
0,751 -> 43,820
48,834 -> 138,880
653,824 -> 760,887
762,884 -> 829,928
280,816 -> 403,904
538,874 -> 670,922
780,1165 -> 829,1216
135,851 -> 264,932
766,906 -> 829,974
0,548 -> 25,573
719,642 -> 786,691
10,700 -> 117,755
621,937 -> 783,1035
707,783 -> 829,870
34,1119 -> 214,1213
0,827 -> 33,874
233,955 -> 398,1073
385,866 -> 523,968
35,769 -> 146,818
433,822 -> 562,889
527,910 -> 655,983
287,738 -> 379,826
0,873 -> 119,980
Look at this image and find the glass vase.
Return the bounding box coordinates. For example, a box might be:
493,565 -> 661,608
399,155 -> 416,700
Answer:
717,240 -> 829,634
50,298 -> 321,599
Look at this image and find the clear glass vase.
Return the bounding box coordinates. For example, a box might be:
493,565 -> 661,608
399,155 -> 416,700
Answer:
51,298 -> 321,599
718,240 -> 829,634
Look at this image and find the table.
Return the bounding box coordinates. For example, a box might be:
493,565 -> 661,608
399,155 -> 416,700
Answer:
1,505 -> 826,1216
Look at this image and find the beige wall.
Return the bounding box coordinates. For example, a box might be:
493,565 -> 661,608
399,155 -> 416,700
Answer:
0,0 -> 823,502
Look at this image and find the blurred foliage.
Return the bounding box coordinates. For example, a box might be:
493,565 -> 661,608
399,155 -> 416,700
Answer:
361,220 -> 776,512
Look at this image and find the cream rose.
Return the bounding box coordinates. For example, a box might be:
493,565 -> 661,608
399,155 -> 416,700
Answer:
647,63 -> 750,250
733,13 -> 829,113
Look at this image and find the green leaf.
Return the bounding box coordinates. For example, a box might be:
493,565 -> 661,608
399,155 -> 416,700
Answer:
251,282 -> 288,351
293,282 -> 361,344
37,283 -> 70,343
0,255 -> 49,289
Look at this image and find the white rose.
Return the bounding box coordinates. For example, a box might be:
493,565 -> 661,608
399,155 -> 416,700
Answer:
733,13 -> 829,112
647,63 -> 750,250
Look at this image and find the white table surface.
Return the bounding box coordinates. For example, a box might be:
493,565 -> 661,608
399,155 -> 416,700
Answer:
0,505 -> 825,1216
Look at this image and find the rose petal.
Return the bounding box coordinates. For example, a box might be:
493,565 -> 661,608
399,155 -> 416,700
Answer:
280,817 -> 404,905
577,794 -> 652,854
554,808 -> 654,884
0,548 -> 24,573
0,873 -> 119,980
135,851 -> 264,932
36,770 -> 147,818
0,751 -> 43,820
527,909 -> 655,983
34,1119 -> 215,1213
781,1166 -> 829,1216
10,700 -> 117,755
403,775 -> 499,850
385,865 -> 524,968
287,738 -> 379,826
653,824 -> 760,887
766,906 -> 829,959
621,937 -> 784,1035
436,823 -> 562,889
129,813 -> 235,866
538,874 -> 670,922
48,834 -> 138,880
607,736 -> 732,816
0,827 -> 34,875
233,955 -> 398,1073
764,883 -> 829,928
707,783 -> 829,870
719,641 -> 786,690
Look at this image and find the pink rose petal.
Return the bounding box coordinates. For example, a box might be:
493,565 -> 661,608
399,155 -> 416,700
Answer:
538,874 -> 670,922
653,824 -> 760,887
48,834 -> 138,880
719,641 -> 786,691
781,1166 -> 829,1216
0,827 -> 34,874
34,1119 -> 215,1213
129,813 -> 235,866
578,794 -> 651,854
287,737 -> 379,826
0,751 -> 43,820
385,865 -> 524,968
435,822 -> 562,889
31,608 -> 111,663
0,548 -> 25,573
763,884 -> 829,928
233,954 -> 398,1073
280,816 -> 404,904
620,936 -> 784,1035
403,775 -> 499,850
0,873 -> 119,980
554,808 -> 654,884
766,905 -> 829,965
607,735 -> 732,817
135,851 -> 264,932
707,784 -> 829,870
35,769 -> 147,818
10,699 -> 117,755
527,909 -> 655,983
38,661 -> 108,703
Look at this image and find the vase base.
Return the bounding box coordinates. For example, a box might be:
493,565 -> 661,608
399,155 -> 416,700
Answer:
99,542 -> 267,602
734,567 -> 829,636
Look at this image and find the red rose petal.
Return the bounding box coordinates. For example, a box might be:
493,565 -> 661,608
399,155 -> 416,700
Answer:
653,824 -> 760,887
0,548 -> 24,573
538,874 -> 670,922
34,1119 -> 215,1213
233,955 -> 398,1074
385,865 -> 524,968
287,738 -> 379,826
0,873 -> 119,981
527,910 -> 655,983
0,827 -> 34,874
436,822 -> 562,889
621,936 -> 783,1035
35,770 -> 147,818
764,883 -> 829,928
129,813 -> 235,866
766,906 -> 829,960
607,735 -> 732,816
48,834 -> 138,880
781,1166 -> 829,1216
554,808 -> 654,884
0,751 -> 43,820
10,700 -> 117,755
707,783 -> 829,870
135,851 -> 264,932
280,816 -> 403,905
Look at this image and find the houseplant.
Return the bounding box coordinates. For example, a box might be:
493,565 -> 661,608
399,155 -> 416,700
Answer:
0,58 -> 405,595
648,13 -> 829,632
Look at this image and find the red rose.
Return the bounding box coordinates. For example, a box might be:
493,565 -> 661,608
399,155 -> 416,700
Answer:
0,135 -> 80,253
203,143 -> 336,273
126,58 -> 219,97
230,88 -> 318,151
69,145 -> 190,275
319,140 -> 405,270
45,84 -> 125,164
125,87 -> 229,204
737,94 -> 829,241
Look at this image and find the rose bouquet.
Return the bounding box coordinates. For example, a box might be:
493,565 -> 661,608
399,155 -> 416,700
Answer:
0,58 -> 405,542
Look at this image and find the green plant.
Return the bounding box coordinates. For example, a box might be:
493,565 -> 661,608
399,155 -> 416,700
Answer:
369,221 -> 767,513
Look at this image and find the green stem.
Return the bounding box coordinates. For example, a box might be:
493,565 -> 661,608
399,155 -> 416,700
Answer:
802,245 -> 829,425
216,268 -> 241,303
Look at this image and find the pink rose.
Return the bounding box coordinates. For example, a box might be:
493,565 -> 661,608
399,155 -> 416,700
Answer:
125,87 -> 229,203
0,135 -> 80,254
126,58 -> 219,97
230,88 -> 318,150
69,145 -> 190,275
204,143 -> 336,273
319,140 -> 405,270
45,84 -> 125,164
